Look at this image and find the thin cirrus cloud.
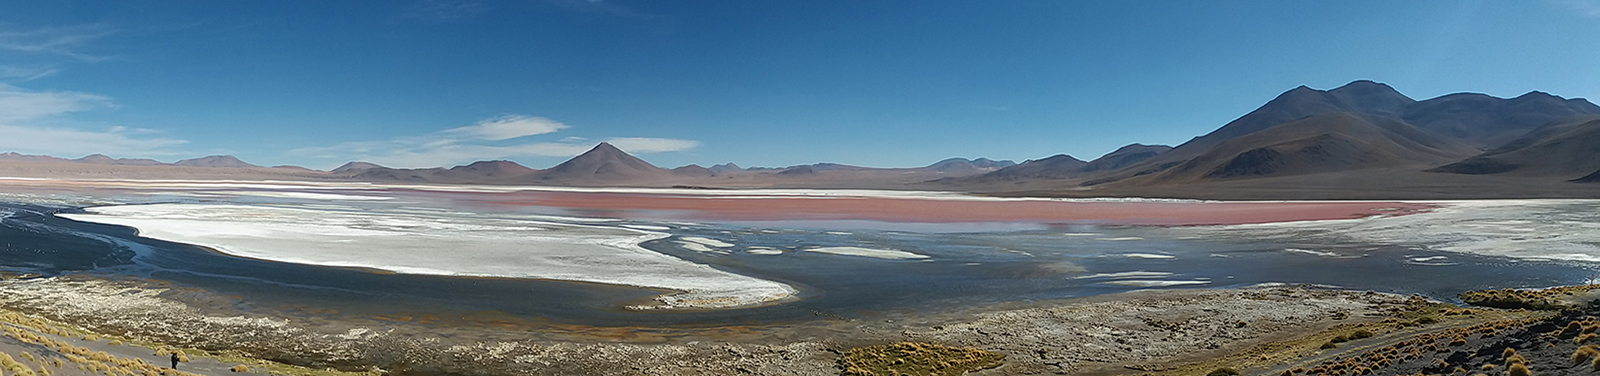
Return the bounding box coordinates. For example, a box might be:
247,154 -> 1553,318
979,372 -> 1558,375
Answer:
288,115 -> 699,169
0,84 -> 188,157
443,115 -> 568,141
0,24 -> 117,62
0,65 -> 61,82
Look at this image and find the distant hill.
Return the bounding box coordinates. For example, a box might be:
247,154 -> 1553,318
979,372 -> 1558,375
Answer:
0,152 -> 69,163
776,166 -> 816,175
353,167 -> 445,182
672,164 -> 716,177
173,155 -> 259,168
526,142 -> 673,184
1078,144 -> 1173,174
977,154 -> 1088,180
75,154 -> 164,166
350,160 -> 535,183
708,163 -> 744,173
331,161 -> 385,174
1429,116 -> 1600,179
923,157 -> 1017,175
438,160 -> 535,179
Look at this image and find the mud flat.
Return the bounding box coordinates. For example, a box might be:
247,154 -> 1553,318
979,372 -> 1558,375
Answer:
0,274 -> 1471,376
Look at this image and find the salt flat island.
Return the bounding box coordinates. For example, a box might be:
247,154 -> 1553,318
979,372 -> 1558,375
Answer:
59,203 -> 800,310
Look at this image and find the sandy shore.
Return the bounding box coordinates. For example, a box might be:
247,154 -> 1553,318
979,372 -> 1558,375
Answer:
0,274 -> 1470,376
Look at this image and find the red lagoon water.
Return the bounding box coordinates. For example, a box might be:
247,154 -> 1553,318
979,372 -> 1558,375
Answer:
434,190 -> 1435,226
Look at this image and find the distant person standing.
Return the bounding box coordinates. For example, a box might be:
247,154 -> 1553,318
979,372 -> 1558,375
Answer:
171,352 -> 179,369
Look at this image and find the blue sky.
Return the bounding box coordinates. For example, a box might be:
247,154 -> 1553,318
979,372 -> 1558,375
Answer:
2,1 -> 1599,170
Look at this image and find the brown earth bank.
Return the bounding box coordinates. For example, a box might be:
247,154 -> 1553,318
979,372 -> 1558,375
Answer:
4,272 -> 1567,376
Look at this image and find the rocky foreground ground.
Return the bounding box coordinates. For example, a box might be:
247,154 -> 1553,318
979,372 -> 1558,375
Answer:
0,274 -> 1591,376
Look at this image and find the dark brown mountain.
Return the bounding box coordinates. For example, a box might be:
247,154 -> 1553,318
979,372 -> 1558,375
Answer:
527,142 -> 672,184
1078,144 -> 1173,174
1575,169 -> 1600,183
437,160 -> 535,179
1429,116 -> 1600,179
331,161 -> 385,174
74,154 -> 164,166
979,154 -> 1089,180
1401,92 -> 1600,147
1065,81 -> 1599,187
173,155 -> 259,168
1190,80 -> 1417,149
965,81 -> 1417,184
1141,112 -> 1476,182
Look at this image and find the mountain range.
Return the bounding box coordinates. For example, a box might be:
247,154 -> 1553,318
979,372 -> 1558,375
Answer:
3,80 -> 1598,198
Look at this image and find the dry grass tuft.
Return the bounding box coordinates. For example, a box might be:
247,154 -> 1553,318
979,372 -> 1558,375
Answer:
1574,345 -> 1600,363
1461,285 -> 1600,310
1505,353 -> 1527,368
839,342 -> 1005,376
1508,362 -> 1533,376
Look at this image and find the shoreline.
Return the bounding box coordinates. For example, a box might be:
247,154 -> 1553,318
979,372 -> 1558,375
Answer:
0,273 -> 1535,376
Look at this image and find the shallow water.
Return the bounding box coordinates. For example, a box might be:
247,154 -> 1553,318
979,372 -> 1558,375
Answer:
1,182 -> 1597,330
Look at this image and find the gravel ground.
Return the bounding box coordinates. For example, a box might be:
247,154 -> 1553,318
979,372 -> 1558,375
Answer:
0,276 -> 1416,376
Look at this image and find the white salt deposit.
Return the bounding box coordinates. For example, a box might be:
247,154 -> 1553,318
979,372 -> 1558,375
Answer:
679,236 -> 734,248
1283,248 -> 1342,258
804,246 -> 930,260
1074,271 -> 1175,280
745,247 -> 784,255
60,203 -> 797,310
1179,200 -> 1600,263
1100,279 -> 1211,287
1119,253 -> 1176,259
623,225 -> 672,231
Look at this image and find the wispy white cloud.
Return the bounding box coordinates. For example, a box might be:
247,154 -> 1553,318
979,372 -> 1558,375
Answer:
443,114 -> 568,140
402,0 -> 488,22
0,65 -> 61,82
1548,0 -> 1600,17
0,84 -> 187,157
288,114 -> 698,169
0,83 -> 111,122
0,124 -> 188,158
0,24 -> 116,62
